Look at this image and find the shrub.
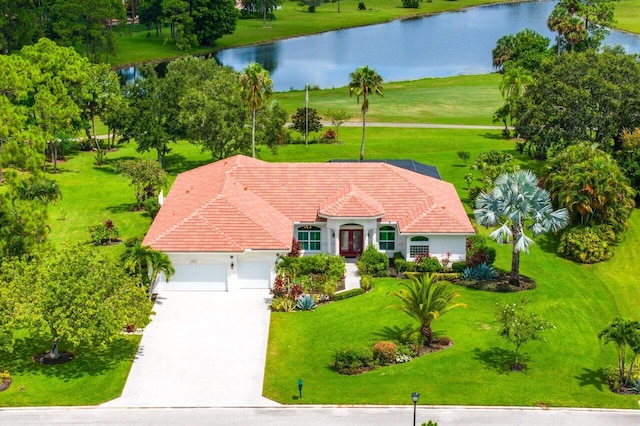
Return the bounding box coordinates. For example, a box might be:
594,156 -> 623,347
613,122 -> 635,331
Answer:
295,294 -> 317,311
143,197 -> 160,218
270,297 -> 296,312
360,275 -> 373,292
401,0 -> 419,7
357,245 -> 389,277
394,258 -> 417,274
462,263 -> 498,281
88,219 -> 120,245
321,128 -> 337,142
333,347 -> 374,374
272,275 -> 288,298
558,226 -> 613,264
333,288 -> 364,301
289,284 -> 304,299
451,261 -> 467,273
358,2 -> 366,10
373,341 -> 398,365
0,370 -> 10,382
416,255 -> 443,273
466,235 -> 497,266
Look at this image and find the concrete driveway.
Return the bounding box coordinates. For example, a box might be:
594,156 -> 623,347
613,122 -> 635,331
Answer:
103,290 -> 279,407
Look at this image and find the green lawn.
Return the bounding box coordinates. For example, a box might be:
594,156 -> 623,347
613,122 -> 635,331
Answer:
0,333 -> 140,406
614,0 -> 640,34
274,74 -> 503,126
263,217 -> 640,407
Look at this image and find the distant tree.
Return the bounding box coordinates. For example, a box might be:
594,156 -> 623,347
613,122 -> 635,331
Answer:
299,0 -> 322,12
599,318 -> 640,390
0,245 -> 152,360
239,63 -> 273,158
139,0 -> 163,35
492,29 -> 551,72
180,66 -> 251,160
475,170 -> 569,287
289,107 -> 323,139
514,48 -> 640,160
389,274 -> 465,345
124,64 -> 174,168
191,0 -> 238,46
401,0 -> 419,8
495,301 -> 555,370
457,151 -> 470,166
0,0 -> 40,53
116,159 -> 168,210
51,0 -> 125,62
325,108 -> 352,141
256,100 -> 290,153
349,65 -> 383,160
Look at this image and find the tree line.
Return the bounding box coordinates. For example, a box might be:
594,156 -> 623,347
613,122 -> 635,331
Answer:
485,0 -> 638,268
0,0 -> 240,61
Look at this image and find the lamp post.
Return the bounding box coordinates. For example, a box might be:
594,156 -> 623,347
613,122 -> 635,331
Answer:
298,379 -> 303,399
412,392 -> 420,426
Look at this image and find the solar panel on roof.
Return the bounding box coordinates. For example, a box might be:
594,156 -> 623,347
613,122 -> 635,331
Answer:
327,159 -> 442,180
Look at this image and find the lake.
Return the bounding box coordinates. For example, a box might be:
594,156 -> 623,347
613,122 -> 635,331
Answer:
120,1 -> 640,91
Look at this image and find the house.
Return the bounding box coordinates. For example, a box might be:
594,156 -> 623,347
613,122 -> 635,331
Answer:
143,155 -> 474,291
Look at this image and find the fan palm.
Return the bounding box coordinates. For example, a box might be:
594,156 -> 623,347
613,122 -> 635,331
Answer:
348,66 -> 383,161
598,318 -> 640,388
239,63 -> 273,158
475,170 -> 569,287
389,274 -> 466,345
500,66 -> 533,101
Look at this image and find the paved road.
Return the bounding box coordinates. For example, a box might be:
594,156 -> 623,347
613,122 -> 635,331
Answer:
0,406 -> 638,425
91,122 -> 505,141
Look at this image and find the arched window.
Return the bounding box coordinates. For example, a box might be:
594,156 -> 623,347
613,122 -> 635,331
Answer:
409,236 -> 429,258
297,226 -> 321,251
379,225 -> 396,251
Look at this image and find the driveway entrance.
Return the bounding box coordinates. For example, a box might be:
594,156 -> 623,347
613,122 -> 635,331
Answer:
103,290 -> 278,407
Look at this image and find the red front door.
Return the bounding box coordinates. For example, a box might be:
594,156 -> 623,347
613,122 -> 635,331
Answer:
340,229 -> 363,257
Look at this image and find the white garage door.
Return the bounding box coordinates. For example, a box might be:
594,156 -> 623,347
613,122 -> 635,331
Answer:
237,261 -> 271,289
167,264 -> 227,291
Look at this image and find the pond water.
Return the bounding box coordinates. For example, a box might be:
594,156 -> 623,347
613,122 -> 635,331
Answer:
120,1 -> 640,91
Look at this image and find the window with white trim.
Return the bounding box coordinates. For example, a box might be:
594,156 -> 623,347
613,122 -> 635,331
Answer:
408,236 -> 429,258
379,226 -> 396,251
297,226 -> 321,251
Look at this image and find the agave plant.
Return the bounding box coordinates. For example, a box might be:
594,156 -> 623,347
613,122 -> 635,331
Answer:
295,294 -> 317,311
463,263 -> 498,281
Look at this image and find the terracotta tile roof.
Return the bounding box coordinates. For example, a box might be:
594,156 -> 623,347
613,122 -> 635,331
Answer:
319,182 -> 386,218
143,155 -> 474,252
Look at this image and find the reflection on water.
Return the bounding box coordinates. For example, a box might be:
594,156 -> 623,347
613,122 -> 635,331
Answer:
120,1 -> 640,91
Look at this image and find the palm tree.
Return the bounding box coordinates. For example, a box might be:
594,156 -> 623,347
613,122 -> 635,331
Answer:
239,63 -> 273,158
561,16 -> 587,51
598,318 -> 640,389
499,66 -> 533,101
547,5 -> 569,55
349,66 -> 383,161
474,170 -> 569,287
389,274 -> 466,345
122,241 -> 175,299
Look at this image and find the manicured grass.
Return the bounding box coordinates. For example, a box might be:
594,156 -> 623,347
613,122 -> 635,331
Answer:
109,0 -> 531,66
274,74 -> 503,126
614,0 -> 640,34
0,333 -> 141,407
263,229 -> 640,408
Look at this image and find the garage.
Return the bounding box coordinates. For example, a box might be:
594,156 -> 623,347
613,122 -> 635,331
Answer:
237,261 -> 271,289
166,263 -> 227,291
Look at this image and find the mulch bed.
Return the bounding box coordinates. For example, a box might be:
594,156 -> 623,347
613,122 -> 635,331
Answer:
450,273 -> 537,292
33,352 -> 75,365
0,378 -> 11,392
